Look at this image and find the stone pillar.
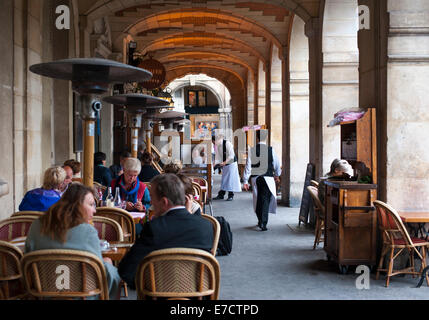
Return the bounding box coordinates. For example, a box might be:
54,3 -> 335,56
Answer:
247,70 -> 255,126
271,45 -> 283,161
281,45 -> 291,206
258,61 -> 266,125
322,0 -> 360,175
290,16 -> 310,207
358,0 -> 388,201
384,0 -> 429,210
265,49 -> 272,144
0,0 -> 14,219
253,71 -> 258,124
305,18 -> 324,179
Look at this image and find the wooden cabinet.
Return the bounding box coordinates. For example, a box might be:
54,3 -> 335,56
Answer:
324,181 -> 377,273
340,108 -> 377,183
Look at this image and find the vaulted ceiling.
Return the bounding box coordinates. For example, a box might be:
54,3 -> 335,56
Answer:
78,0 -> 322,128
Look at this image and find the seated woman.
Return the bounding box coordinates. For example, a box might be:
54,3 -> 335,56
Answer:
109,158 -> 151,236
138,151 -> 160,183
177,174 -> 202,215
25,183 -> 121,299
318,159 -> 354,205
19,166 -> 66,212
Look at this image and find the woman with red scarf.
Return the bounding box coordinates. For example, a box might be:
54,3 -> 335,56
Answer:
109,158 -> 151,213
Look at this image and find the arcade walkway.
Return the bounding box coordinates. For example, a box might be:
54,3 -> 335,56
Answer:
125,175 -> 429,300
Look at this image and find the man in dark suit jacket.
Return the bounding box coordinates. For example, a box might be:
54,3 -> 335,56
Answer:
94,152 -> 113,187
118,174 -> 214,288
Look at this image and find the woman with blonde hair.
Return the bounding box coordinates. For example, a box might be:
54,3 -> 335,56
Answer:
25,183 -> 121,299
18,166 -> 66,212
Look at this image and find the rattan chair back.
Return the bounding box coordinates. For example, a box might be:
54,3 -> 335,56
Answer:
310,180 -> 319,187
92,216 -> 124,242
135,248 -> 220,300
0,216 -> 38,241
200,215 -> 220,256
0,241 -> 26,299
307,186 -> 325,216
190,177 -> 208,203
95,207 -> 135,243
93,181 -> 107,194
11,211 -> 44,218
21,249 -> 109,300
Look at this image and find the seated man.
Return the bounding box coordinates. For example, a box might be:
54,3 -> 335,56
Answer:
110,151 -> 131,180
118,174 -> 214,288
94,152 -> 113,187
138,151 -> 160,182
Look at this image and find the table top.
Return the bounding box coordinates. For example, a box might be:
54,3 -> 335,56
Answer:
399,212 -> 429,223
102,242 -> 133,261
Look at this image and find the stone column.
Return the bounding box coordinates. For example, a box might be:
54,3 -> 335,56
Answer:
281,45 -> 291,206
305,18 -> 324,179
258,61 -> 266,125
384,0 -> 429,210
253,71 -> 258,124
0,0 -> 14,219
322,0 -> 360,175
290,16 -> 310,207
358,0 -> 388,200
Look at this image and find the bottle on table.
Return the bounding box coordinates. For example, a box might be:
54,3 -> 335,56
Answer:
114,187 -> 122,208
106,187 -> 114,207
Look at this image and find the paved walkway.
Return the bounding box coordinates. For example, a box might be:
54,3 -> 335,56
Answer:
124,174 -> 429,300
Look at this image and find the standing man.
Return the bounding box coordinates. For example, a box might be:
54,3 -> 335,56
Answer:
212,133 -> 241,201
243,130 -> 281,231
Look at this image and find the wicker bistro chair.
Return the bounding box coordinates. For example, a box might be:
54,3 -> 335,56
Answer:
192,183 -> 204,208
307,186 -> 325,250
0,241 -> 26,299
0,216 -> 38,242
373,200 -> 429,287
95,207 -> 135,244
200,214 -> 220,256
190,177 -> 208,204
135,248 -> 220,300
11,211 -> 44,218
92,216 -> 124,242
21,249 -> 109,300
310,180 -> 319,187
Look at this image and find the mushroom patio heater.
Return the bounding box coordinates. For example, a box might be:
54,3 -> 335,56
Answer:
29,58 -> 152,187
102,94 -> 169,158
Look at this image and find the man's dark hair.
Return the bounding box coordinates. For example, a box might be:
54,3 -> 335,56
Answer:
94,152 -> 106,165
151,174 -> 186,206
120,151 -> 132,159
141,151 -> 153,165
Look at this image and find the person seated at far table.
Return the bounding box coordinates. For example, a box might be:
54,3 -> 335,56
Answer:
162,159 -> 183,174
109,157 -> 151,213
25,183 -> 121,300
177,173 -> 202,215
109,151 -> 131,180
318,158 -> 355,205
118,174 -> 214,288
94,152 -> 113,188
63,159 -> 81,178
138,151 -> 160,183
19,166 -> 66,212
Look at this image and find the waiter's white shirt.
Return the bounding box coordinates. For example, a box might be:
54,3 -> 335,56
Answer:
215,140 -> 241,192
243,142 -> 281,213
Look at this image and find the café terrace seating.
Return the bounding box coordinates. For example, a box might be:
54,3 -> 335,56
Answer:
200,214 -> 220,256
11,211 -> 44,218
0,240 -> 26,300
92,216 -> 124,243
95,207 -> 136,244
135,248 -> 220,300
0,216 -> 38,242
307,186 -> 325,250
21,249 -> 109,300
373,200 -> 429,287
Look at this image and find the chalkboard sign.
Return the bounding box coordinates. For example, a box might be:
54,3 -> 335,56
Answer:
298,163 -> 315,226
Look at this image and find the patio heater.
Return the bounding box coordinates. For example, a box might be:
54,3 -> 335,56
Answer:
29,58 -> 152,187
102,93 -> 169,158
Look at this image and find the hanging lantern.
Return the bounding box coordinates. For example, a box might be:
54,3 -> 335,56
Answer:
138,58 -> 166,90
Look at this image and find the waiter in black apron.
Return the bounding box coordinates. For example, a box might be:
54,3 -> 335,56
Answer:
243,130 -> 281,231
